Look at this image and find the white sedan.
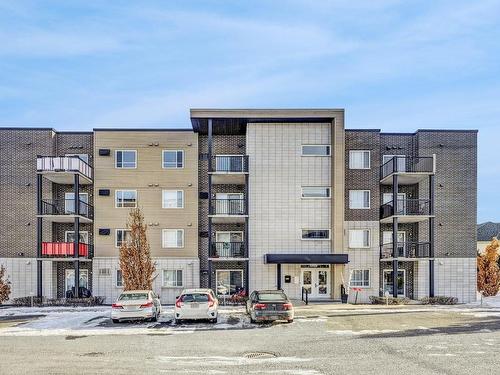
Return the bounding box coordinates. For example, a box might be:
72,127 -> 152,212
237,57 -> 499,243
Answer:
174,289 -> 218,323
111,290 -> 162,323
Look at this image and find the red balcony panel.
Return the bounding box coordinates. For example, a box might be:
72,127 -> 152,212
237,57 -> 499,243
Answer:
41,242 -> 88,257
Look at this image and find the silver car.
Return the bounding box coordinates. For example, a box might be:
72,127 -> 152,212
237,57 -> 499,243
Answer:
111,290 -> 162,323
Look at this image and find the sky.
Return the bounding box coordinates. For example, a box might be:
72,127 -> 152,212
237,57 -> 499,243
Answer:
0,0 -> 499,222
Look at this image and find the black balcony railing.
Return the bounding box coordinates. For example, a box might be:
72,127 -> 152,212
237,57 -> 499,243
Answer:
380,199 -> 431,219
212,155 -> 248,173
380,242 -> 430,259
380,156 -> 434,180
37,156 -> 92,180
40,199 -> 94,220
210,242 -> 245,258
210,199 -> 247,215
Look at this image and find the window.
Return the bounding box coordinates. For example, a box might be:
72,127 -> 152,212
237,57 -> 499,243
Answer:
350,270 -> 370,287
302,145 -> 331,156
348,229 -> 370,248
383,269 -> 405,296
162,190 -> 184,208
383,155 -> 406,172
64,193 -> 88,214
115,229 -> 131,248
163,270 -> 183,287
349,150 -> 370,169
98,268 -> 111,276
163,150 -> 184,169
65,153 -> 89,164
115,190 -> 137,208
116,270 -> 123,287
115,150 -> 137,168
162,229 -> 184,248
216,270 -> 243,295
65,231 -> 89,244
301,229 -> 330,240
301,187 -> 331,198
349,190 -> 370,209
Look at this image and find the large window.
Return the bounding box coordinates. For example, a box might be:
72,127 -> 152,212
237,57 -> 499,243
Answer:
116,270 -> 123,287
162,190 -> 184,208
349,190 -> 370,209
301,229 -> 330,240
302,145 -> 331,156
115,229 -> 131,248
64,192 -> 88,214
115,150 -> 137,169
162,229 -> 184,248
383,269 -> 405,296
348,229 -> 370,248
163,270 -> 183,287
65,231 -> 89,244
216,270 -> 243,296
162,150 -> 184,169
349,150 -> 370,169
383,155 -> 406,172
301,186 -> 331,198
115,190 -> 137,208
350,270 -> 370,287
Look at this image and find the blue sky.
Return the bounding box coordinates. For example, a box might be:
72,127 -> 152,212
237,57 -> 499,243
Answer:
0,0 -> 499,222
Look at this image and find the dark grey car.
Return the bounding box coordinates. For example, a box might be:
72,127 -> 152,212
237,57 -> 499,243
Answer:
246,290 -> 294,323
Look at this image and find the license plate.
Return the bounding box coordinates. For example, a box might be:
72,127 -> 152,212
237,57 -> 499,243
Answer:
269,316 -> 279,320
191,303 -> 199,308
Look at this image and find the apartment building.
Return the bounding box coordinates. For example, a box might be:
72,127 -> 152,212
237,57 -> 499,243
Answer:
91,130 -> 200,304
0,109 -> 478,304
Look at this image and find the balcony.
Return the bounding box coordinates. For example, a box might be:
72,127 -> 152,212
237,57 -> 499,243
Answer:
41,242 -> 93,258
380,156 -> 435,185
209,199 -> 247,223
37,156 -> 92,184
380,198 -> 433,223
38,199 -> 94,223
210,242 -> 246,259
380,242 -> 430,260
209,155 -> 248,185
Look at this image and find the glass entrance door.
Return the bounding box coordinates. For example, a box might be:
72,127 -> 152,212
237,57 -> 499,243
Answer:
65,269 -> 89,294
301,267 -> 330,298
383,269 -> 406,296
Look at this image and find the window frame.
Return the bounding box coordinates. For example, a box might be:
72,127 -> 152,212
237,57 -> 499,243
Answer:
349,190 -> 371,209
162,150 -> 185,169
116,269 -> 123,288
115,189 -> 137,208
349,150 -> 371,170
301,229 -> 331,241
301,186 -> 331,199
301,144 -> 331,157
162,229 -> 185,248
115,229 -> 131,248
64,192 -> 88,214
64,230 -> 89,244
162,190 -> 184,209
115,150 -> 137,169
162,269 -> 184,288
348,229 -> 371,248
350,269 -> 371,288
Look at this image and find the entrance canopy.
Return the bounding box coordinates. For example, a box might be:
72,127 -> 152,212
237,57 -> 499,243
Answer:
265,253 -> 348,264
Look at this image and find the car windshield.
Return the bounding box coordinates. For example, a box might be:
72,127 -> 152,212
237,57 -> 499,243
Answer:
118,293 -> 148,301
257,293 -> 287,302
181,293 -> 210,303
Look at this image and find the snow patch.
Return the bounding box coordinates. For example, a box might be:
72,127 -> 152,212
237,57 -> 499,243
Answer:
328,329 -> 400,336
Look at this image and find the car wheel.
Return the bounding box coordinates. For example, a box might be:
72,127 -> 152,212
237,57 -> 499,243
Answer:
287,319 -> 294,324
250,315 -> 256,324
210,317 -> 218,323
112,319 -> 120,324
151,313 -> 158,322
174,318 -> 181,325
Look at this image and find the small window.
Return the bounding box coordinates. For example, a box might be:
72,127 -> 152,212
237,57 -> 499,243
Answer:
301,229 -> 330,240
163,150 -> 184,169
116,229 -> 131,248
349,190 -> 370,209
163,270 -> 183,287
349,229 -> 371,248
162,229 -> 184,248
65,231 -> 89,244
350,270 -> 370,287
116,270 -> 123,287
115,150 -> 137,168
301,187 -> 330,198
349,150 -> 370,169
115,190 -> 137,208
302,145 -> 331,156
162,190 -> 184,208
98,268 -> 111,276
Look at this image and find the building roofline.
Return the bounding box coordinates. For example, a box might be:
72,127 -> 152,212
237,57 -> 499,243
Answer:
0,127 -> 54,131
190,108 -> 344,119
93,128 -> 192,132
345,129 -> 381,132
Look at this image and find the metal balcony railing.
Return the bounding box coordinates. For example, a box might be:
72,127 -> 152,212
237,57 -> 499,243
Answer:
380,156 -> 434,180
37,156 -> 92,180
210,199 -> 247,215
40,199 -> 94,220
380,242 -> 431,259
212,155 -> 249,173
210,242 -> 245,258
380,199 -> 431,219
41,242 -> 93,258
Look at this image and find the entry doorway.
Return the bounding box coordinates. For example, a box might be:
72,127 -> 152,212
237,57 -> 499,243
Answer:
301,266 -> 330,299
65,269 -> 89,294
383,269 -> 406,297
